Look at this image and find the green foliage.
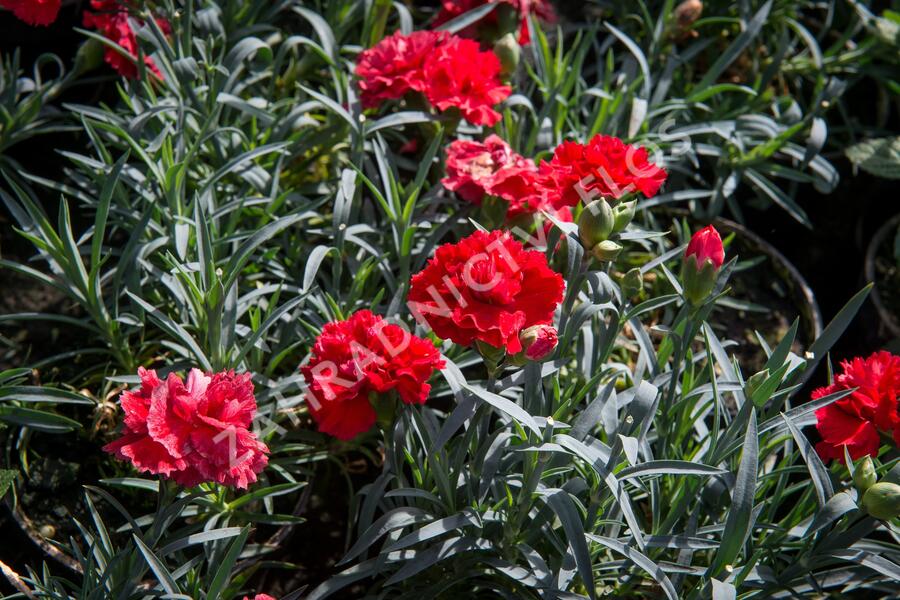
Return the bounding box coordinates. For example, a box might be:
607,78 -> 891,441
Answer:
846,136 -> 900,179
0,50 -> 76,190
0,0 -> 897,598
0,468 -> 15,500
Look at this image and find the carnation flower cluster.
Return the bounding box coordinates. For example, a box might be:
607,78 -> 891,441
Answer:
443,134 -> 669,225
408,229 -> 564,353
355,30 -> 511,126
814,351 -> 900,462
1,0 -> 169,78
292,120 -> 672,441
104,367 -> 269,489
300,310 -> 445,440
541,134 -> 668,207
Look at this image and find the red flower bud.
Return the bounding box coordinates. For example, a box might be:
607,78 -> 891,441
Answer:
681,225 -> 725,305
685,225 -> 724,269
520,324 -> 558,361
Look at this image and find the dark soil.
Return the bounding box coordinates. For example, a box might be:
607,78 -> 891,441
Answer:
741,174 -> 899,364
1,426 -> 155,543
244,451 -> 379,598
0,211 -> 92,377
709,233 -> 812,374
872,223 -> 900,343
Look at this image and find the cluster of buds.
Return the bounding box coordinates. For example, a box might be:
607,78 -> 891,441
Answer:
577,198 -> 636,262
855,456 -> 900,521
579,201 -> 727,307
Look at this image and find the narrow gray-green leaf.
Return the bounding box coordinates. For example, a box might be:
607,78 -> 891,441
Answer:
709,407 -> 757,576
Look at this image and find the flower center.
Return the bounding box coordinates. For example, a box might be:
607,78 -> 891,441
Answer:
465,256 -> 520,305
468,153 -> 496,180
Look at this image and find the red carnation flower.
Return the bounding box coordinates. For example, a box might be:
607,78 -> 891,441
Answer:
408,230 -> 564,353
685,225 -> 725,270
83,0 -> 170,79
443,135 -> 551,218
422,36 -> 511,126
355,30 -> 448,109
243,595 -> 276,600
433,0 -> 557,44
0,0 -> 60,26
104,368 -> 269,489
540,135 -> 668,208
814,351 -> 900,462
301,310 -> 445,441
489,163 -> 553,218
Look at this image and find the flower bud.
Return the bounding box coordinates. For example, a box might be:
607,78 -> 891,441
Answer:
853,456 -> 877,494
371,391 -> 398,432
73,38 -> 104,75
519,324 -> 558,361
612,200 -> 637,233
578,199 -> 615,248
680,225 -> 724,305
476,339 -> 506,364
592,240 -> 622,262
494,33 -> 521,75
862,482 -> 900,520
685,225 -> 725,269
744,369 -> 769,402
621,268 -> 643,297
675,0 -> 703,29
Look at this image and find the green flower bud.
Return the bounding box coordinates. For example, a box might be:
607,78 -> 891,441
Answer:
744,369 -> 769,402
680,258 -> 718,305
493,33 -> 521,75
862,482 -> 900,520
592,240 -> 623,262
372,391 -> 398,431
853,456 -> 877,494
73,39 -> 104,75
578,199 -> 615,247
621,268 -> 643,297
39,524 -> 56,539
476,339 -> 506,364
612,200 -> 637,233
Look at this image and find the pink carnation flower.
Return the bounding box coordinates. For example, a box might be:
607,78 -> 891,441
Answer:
104,367 -> 269,489
442,135 -> 553,219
